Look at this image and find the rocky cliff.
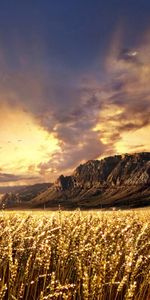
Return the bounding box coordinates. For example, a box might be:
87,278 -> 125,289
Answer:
29,152 -> 150,209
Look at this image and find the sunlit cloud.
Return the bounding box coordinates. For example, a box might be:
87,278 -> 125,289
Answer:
92,31 -> 150,156
0,104 -> 60,184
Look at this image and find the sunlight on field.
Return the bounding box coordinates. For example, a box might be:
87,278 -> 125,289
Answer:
0,209 -> 150,299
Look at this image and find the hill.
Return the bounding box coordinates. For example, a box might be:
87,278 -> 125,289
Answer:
1,183 -> 52,208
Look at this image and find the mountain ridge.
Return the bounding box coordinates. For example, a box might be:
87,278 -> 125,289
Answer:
1,152 -> 150,209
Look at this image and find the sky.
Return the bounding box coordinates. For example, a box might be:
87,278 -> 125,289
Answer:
0,0 -> 150,186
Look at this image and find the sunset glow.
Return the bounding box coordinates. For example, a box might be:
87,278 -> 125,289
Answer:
0,105 -> 60,185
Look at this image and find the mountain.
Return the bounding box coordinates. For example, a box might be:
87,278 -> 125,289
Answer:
1,183 -> 52,208
1,152 -> 150,209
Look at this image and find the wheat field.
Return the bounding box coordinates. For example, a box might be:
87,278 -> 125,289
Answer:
0,209 -> 150,300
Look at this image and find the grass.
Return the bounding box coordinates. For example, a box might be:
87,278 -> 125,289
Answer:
0,209 -> 150,300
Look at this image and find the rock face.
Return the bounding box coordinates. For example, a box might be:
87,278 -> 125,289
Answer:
2,152 -> 150,209
55,153 -> 150,189
30,152 -> 150,209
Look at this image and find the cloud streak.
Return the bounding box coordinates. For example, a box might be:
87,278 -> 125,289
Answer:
0,172 -> 39,183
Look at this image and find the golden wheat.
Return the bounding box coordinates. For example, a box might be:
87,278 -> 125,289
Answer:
0,209 -> 150,300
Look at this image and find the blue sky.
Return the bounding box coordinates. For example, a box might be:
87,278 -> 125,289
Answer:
0,0 -> 150,71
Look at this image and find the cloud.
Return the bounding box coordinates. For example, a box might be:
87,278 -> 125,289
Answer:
91,34 -> 150,151
38,131 -> 106,177
0,29 -> 150,182
0,46 -> 107,178
0,172 -> 39,183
